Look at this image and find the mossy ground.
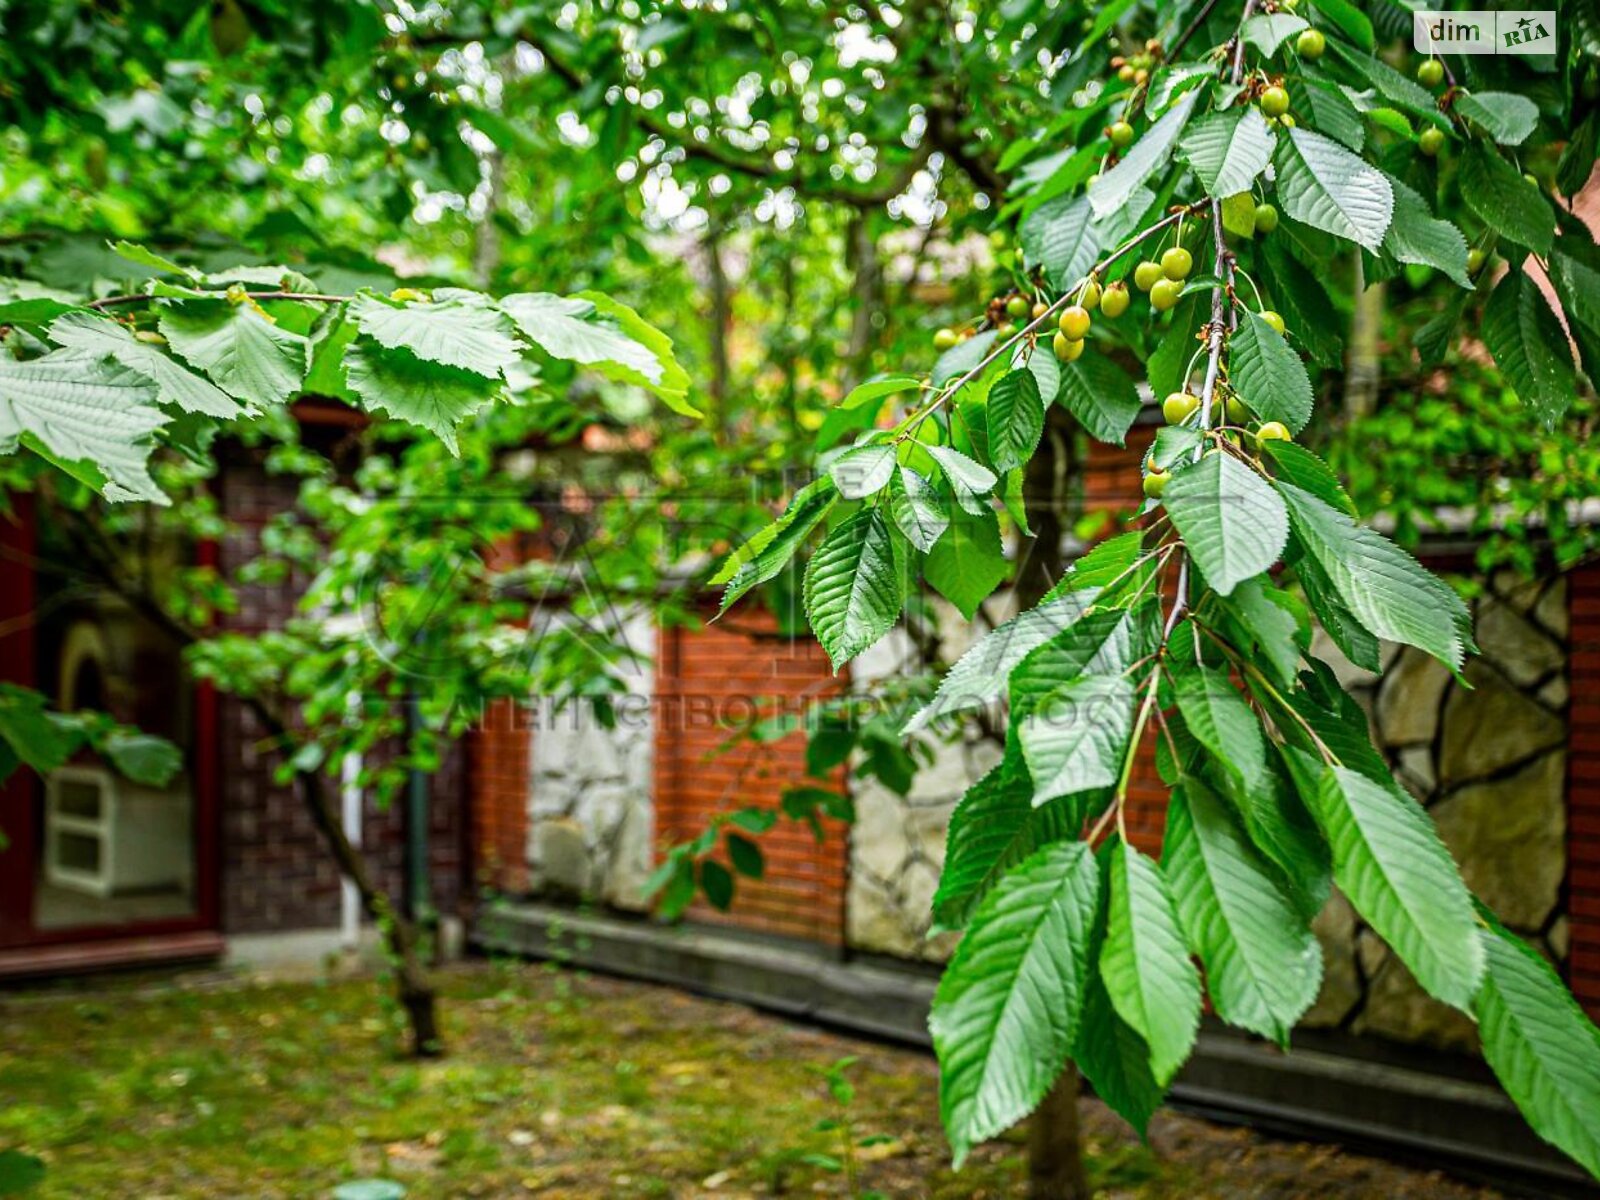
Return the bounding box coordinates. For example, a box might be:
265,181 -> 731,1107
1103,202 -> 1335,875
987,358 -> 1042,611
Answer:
0,960 -> 1501,1198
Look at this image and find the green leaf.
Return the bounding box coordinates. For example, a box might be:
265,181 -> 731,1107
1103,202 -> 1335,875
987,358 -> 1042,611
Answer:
1228,310 -> 1314,433
699,859 -> 735,910
343,341 -> 499,453
1020,193 -> 1100,292
1099,840 -> 1202,1086
1277,482 -> 1469,669
1474,915 -> 1600,1178
931,841 -> 1101,1167
1312,0 -> 1373,47
1382,177 -> 1470,289
1328,40 -> 1437,117
1261,440 -> 1355,515
1459,143 -> 1553,255
1164,451 -> 1288,595
1075,969 -> 1163,1135
829,442 -> 896,499
1019,675 -> 1137,806
1091,90 -> 1200,221
1455,91 -> 1539,146
1221,576 -> 1305,689
716,477 -> 838,612
0,684 -> 75,775
504,291 -> 697,416
803,508 -> 905,670
49,311 -> 241,417
1220,191 -> 1258,239
1273,127 -> 1393,252
0,349 -> 167,503
1180,108 -> 1276,201
1163,783 -> 1320,1045
933,755 -> 1085,929
348,292 -> 521,378
1312,766 -> 1483,1009
159,302 -> 309,408
927,445 -> 998,514
1287,79 -> 1363,152
925,507 -> 1008,620
888,466 -> 949,553
103,731 -> 183,786
931,329 -> 998,387
906,593 -> 1092,733
1243,11 -> 1309,54
1482,270 -> 1577,425
986,368 -> 1045,474
842,373 -> 921,410
110,240 -> 194,277
726,833 -> 764,880
1055,354 -> 1142,445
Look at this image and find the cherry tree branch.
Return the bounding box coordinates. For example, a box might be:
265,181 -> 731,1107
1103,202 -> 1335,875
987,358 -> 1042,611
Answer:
87,290 -> 352,310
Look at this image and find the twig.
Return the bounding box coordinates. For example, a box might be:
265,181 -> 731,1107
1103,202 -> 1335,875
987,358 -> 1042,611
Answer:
87,290 -> 352,310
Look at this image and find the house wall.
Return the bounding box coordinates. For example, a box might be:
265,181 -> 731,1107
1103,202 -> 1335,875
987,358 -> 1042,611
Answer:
215,451 -> 464,937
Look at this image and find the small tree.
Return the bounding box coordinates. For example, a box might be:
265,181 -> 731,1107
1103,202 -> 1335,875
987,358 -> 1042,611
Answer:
714,0 -> 1600,1189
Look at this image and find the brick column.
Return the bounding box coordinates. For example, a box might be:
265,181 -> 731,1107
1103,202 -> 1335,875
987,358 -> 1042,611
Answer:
1569,563 -> 1600,1018
468,699 -> 531,895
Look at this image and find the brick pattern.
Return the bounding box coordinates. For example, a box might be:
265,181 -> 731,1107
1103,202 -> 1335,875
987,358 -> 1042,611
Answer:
654,611 -> 849,944
215,452 -> 464,934
468,698 -> 531,895
1570,563 -> 1600,1018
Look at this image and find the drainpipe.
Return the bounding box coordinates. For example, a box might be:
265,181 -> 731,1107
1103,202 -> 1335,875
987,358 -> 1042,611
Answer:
403,695 -> 432,936
340,745 -> 362,951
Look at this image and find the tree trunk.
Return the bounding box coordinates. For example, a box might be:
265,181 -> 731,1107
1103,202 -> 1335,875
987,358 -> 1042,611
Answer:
844,211 -> 883,384
1344,253 -> 1385,418
1015,410 -> 1092,1199
1029,1068 -> 1093,1200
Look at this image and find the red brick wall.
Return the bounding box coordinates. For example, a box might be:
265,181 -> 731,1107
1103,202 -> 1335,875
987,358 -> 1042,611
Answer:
215,451 -> 464,935
654,612 -> 850,944
1569,563 -> 1600,1018
468,698 -> 530,895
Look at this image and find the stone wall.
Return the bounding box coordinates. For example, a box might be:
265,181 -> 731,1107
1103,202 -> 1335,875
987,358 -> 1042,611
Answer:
523,613 -> 656,912
1305,570 -> 1570,1050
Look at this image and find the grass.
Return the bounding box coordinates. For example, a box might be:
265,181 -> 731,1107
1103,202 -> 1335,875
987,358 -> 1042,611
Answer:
0,960 -> 1500,1199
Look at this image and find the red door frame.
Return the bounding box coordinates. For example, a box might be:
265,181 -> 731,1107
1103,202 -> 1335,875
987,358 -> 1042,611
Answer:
0,494 -> 221,956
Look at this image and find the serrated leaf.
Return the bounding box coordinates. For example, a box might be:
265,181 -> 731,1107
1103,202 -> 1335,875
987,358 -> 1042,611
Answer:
349,292 -> 521,378
931,841 -> 1101,1167
1019,674 -> 1137,805
1056,354 -> 1142,445
1164,783 -> 1321,1045
1220,191 -> 1257,239
1482,270 -> 1576,425
1181,107 -> 1276,198
1258,237 -> 1344,367
1076,969 -> 1164,1134
1277,482 -> 1469,668
49,311 -> 242,417
0,349 -> 167,502
1382,176 -> 1470,288
715,477 -> 838,611
159,302 -> 308,408
803,508 -> 905,670
1164,451 -> 1288,595
344,341 -> 500,452
829,442 -> 896,499
842,373 -> 921,410
1100,840 -> 1202,1087
1313,0 -> 1374,47
1020,193 -> 1101,292
1244,11 -> 1309,54
986,368 -> 1045,474
110,240 -> 194,277
1474,915 -> 1600,1178
1274,127 -> 1393,251
1221,576 -> 1306,689
1288,79 -> 1364,152
1328,41 -> 1437,117
1312,766 -> 1482,1009
927,445 -> 998,514
1459,144 -> 1553,255
931,330 -> 998,387
933,755 -> 1086,929
906,592 -> 1093,733
1455,91 -> 1539,146
1228,310 -> 1314,433
926,507 -> 1009,619
503,292 -> 698,415
889,466 -> 949,553
1090,89 -> 1201,220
